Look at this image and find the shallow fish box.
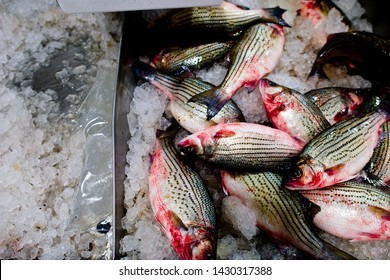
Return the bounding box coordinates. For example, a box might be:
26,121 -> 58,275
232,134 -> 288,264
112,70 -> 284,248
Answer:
114,1 -> 390,260
0,0 -> 388,261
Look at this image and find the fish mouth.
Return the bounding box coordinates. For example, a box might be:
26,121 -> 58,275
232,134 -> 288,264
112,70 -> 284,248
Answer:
187,237 -> 216,260
283,175 -> 304,190
259,78 -> 274,92
178,145 -> 196,156
284,160 -> 315,190
177,139 -> 199,156
261,78 -> 278,87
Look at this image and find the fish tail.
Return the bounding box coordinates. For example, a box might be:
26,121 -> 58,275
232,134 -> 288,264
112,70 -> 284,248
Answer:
188,88 -> 230,120
262,6 -> 291,27
131,60 -> 157,82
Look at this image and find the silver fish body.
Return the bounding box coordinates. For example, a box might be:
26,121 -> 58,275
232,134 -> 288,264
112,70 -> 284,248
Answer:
285,109 -> 389,190
259,79 -> 330,144
305,87 -> 366,125
151,41 -> 233,76
365,121 -> 390,183
191,23 -> 285,120
177,122 -> 304,170
155,1 -> 289,35
149,132 -> 217,260
300,180 -> 390,241
221,170 -> 355,259
131,62 -> 245,133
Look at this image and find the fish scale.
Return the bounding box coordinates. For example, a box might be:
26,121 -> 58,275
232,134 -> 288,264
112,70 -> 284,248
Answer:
154,72 -> 245,131
222,23 -> 271,90
307,112 -> 383,164
259,79 -> 330,144
162,1 -> 288,33
152,41 -> 233,75
305,87 -> 366,125
214,134 -> 301,165
153,136 -> 214,222
221,171 -> 354,259
149,133 -> 217,259
178,122 -> 304,170
366,121 -> 390,183
131,62 -> 244,133
285,108 -> 389,190
189,22 -> 285,120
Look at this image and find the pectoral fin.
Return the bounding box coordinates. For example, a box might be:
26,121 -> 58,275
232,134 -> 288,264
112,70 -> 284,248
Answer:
169,210 -> 189,230
367,205 -> 390,221
214,128 -> 236,139
324,163 -> 345,176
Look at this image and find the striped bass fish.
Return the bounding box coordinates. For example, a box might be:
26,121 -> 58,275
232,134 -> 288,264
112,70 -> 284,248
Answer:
259,79 -> 330,144
221,170 -> 356,259
177,122 -> 304,170
190,22 -> 285,120
149,129 -> 217,260
300,180 -> 390,241
151,1 -> 290,37
285,100 -> 390,190
131,61 -> 244,133
305,87 -> 366,125
309,31 -> 390,86
365,121 -> 390,184
151,41 -> 233,76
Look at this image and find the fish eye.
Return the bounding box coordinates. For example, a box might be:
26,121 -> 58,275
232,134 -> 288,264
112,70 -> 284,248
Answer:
293,168 -> 303,178
183,146 -> 195,154
268,80 -> 278,87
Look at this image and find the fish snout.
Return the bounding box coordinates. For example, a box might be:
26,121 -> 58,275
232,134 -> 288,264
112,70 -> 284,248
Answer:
131,60 -> 157,82
284,166 -> 305,190
190,238 -> 216,260
190,234 -> 216,260
285,160 -> 325,190
259,79 -> 283,98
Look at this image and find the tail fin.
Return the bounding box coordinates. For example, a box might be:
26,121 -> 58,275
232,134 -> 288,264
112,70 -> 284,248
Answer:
131,60 -> 157,82
263,6 -> 291,28
188,88 -> 230,120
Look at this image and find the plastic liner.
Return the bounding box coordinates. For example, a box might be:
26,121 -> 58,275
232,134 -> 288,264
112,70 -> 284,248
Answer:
69,60 -> 116,233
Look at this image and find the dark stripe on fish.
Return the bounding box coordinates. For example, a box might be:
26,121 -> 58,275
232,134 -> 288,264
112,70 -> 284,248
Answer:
225,171 -> 339,258
366,121 -> 390,181
305,112 -> 384,163
158,136 -> 215,225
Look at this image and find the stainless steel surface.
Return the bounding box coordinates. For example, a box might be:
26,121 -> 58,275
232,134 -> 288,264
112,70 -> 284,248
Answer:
112,12 -> 142,259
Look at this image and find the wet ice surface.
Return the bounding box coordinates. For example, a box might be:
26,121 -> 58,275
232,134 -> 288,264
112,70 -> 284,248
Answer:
121,0 -> 390,260
0,0 -> 120,259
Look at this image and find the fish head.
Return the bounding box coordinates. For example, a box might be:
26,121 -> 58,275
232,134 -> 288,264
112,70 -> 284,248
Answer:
178,132 -> 215,159
259,79 -> 291,116
181,227 -> 216,260
285,156 -> 325,190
